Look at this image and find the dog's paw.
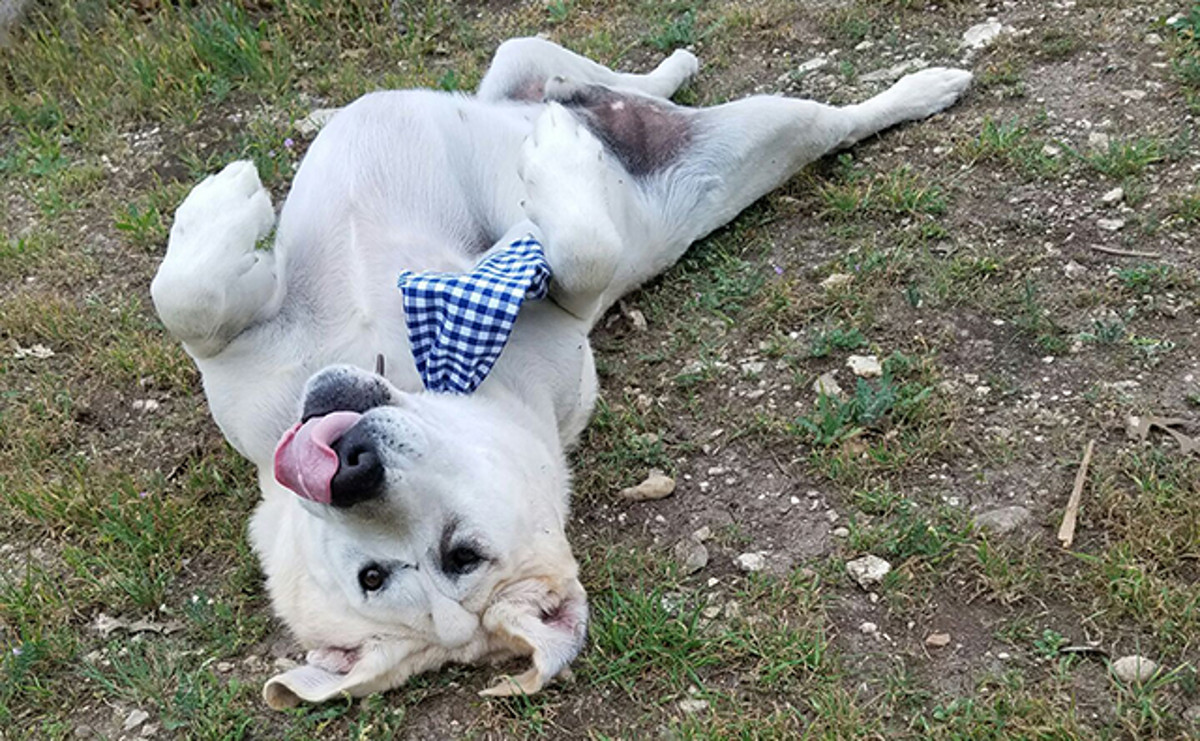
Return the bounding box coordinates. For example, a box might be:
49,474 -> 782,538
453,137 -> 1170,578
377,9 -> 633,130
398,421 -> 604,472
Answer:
519,101 -> 610,219
889,67 -> 973,119
172,160 -> 275,254
660,48 -> 700,85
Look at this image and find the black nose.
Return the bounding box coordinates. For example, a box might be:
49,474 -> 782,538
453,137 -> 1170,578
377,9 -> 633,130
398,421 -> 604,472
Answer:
329,423 -> 385,508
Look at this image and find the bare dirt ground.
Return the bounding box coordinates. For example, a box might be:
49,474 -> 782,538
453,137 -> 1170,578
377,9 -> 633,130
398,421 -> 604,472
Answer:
2,0 -> 1199,739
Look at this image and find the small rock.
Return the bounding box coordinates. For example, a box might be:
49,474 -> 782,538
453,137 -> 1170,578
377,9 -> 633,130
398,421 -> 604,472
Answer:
961,19 -> 1004,51
1120,90 -> 1147,101
272,657 -> 299,671
295,108 -> 339,135
813,371 -> 846,400
855,40 -> 874,51
740,360 -> 766,376
1087,132 -> 1110,151
832,526 -> 850,538
692,526 -> 712,542
797,57 -> 828,74
673,539 -> 709,575
735,552 -> 767,573
618,470 -> 676,501
972,506 -> 1033,535
1101,187 -> 1124,205
678,698 -> 710,714
1042,143 -> 1062,158
859,621 -> 879,635
1063,260 -> 1088,280
846,554 -> 891,588
860,58 -> 928,83
131,399 -> 160,412
820,272 -> 853,290
701,605 -> 721,619
140,724 -> 159,738
1112,655 -> 1158,683
626,308 -> 647,332
1144,32 -> 1163,45
216,661 -> 234,673
847,354 -> 882,378
123,709 -> 150,732
926,632 -> 952,648
1096,218 -> 1125,232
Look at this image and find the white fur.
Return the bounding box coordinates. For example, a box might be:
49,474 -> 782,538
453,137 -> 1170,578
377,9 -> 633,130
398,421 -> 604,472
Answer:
152,38 -> 971,708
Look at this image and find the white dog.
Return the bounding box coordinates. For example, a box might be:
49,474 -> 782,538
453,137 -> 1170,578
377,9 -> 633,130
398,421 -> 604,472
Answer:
151,38 -> 970,709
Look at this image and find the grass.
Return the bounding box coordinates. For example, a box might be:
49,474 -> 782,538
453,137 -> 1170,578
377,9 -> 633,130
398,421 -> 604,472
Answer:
2,0 -> 1199,737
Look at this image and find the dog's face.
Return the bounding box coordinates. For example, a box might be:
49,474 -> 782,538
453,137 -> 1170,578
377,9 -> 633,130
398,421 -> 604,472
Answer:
250,366 -> 586,709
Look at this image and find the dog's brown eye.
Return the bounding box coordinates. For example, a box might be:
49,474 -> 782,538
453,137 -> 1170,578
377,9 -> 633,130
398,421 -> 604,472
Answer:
358,564 -> 388,592
443,546 -> 484,576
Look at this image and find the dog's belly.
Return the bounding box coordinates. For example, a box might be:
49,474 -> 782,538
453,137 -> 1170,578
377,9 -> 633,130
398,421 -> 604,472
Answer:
201,92 -> 559,468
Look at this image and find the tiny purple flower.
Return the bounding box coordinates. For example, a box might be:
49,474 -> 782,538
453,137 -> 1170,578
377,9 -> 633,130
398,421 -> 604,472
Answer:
284,138 -> 295,149
773,264 -> 784,275
138,491 -> 149,499
11,647 -> 22,656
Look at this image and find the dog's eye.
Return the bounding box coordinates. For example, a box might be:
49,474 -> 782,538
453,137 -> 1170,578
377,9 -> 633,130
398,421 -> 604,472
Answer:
442,546 -> 484,576
358,564 -> 388,592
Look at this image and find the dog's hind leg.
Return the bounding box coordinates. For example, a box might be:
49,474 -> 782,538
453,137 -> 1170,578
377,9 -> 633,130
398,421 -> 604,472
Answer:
477,37 -> 698,103
151,160 -> 284,359
593,67 -> 973,306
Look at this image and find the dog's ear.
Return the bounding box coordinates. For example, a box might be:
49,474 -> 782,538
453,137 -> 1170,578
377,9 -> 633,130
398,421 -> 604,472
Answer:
478,574 -> 588,697
263,641 -> 441,710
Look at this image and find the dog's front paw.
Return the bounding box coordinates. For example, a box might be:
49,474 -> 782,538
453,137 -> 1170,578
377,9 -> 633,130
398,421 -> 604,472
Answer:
890,68 -> 973,119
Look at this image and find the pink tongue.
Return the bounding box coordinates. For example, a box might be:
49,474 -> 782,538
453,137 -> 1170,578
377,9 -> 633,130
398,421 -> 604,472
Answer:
273,411 -> 363,504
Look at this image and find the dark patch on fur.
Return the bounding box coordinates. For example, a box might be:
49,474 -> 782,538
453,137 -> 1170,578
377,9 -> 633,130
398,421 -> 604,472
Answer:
551,84 -> 692,176
505,77 -> 546,102
302,367 -> 394,422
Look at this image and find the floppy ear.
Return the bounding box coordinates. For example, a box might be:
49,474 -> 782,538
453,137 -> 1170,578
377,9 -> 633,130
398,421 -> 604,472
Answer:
479,575 -> 589,697
263,642 -> 441,710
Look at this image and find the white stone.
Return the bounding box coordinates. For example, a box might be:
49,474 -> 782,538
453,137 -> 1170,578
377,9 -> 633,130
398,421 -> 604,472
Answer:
1097,218 -> 1125,232
741,360 -> 766,376
1101,187 -> 1124,204
673,540 -> 709,575
813,371 -> 845,400
1120,90 -> 1147,101
860,58 -> 928,83
821,272 -> 853,290
617,471 -> 676,501
1112,655 -> 1158,683
972,506 -> 1032,535
679,698 -> 710,713
123,710 -> 150,732
961,19 -> 1004,50
295,108 -> 339,135
1087,132 -> 1111,151
859,621 -> 878,635
1063,260 -> 1088,279
797,57 -> 828,73
847,354 -> 883,378
846,554 -> 891,588
735,552 -> 767,572
832,526 -> 850,538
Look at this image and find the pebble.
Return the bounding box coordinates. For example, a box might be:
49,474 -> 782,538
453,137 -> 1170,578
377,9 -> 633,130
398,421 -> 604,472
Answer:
673,539 -> 709,575
295,107 -> 339,135
846,555 -> 891,588
860,58 -> 928,83
832,526 -> 850,538
926,632 -> 952,648
859,621 -> 879,635
132,399 -> 161,412
1042,143 -> 1062,158
820,272 -> 853,290
123,709 -> 150,732
1087,132 -> 1111,151
1101,187 -> 1124,205
1063,260 -> 1088,279
679,698 -> 710,714
626,308 -> 647,331
847,354 -> 882,378
1096,218 -> 1125,232
813,371 -> 846,400
741,360 -> 766,376
972,506 -> 1033,536
961,19 -> 1004,50
797,57 -> 828,73
216,661 -> 234,673
617,471 -> 676,501
735,552 -> 767,572
1112,655 -> 1158,683
692,526 -> 712,542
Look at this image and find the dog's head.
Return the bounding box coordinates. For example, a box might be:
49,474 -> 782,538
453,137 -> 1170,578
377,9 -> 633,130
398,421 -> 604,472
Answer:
250,365 -> 586,709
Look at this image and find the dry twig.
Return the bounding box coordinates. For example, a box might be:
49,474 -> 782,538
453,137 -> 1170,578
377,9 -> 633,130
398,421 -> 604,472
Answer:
1058,439 -> 1096,549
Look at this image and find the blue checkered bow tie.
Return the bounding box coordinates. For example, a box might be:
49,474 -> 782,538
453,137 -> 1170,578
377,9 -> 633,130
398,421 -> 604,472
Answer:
397,235 -> 552,394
